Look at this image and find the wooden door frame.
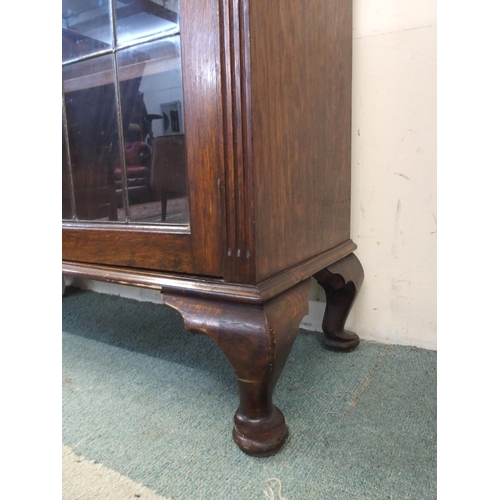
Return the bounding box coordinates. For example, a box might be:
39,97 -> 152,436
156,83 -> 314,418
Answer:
62,0 -> 225,278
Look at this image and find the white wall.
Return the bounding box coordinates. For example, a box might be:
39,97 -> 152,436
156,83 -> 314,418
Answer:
69,0 -> 437,350
304,0 -> 437,349
141,67 -> 184,138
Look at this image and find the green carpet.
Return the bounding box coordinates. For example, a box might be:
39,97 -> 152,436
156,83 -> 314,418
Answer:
62,288 -> 436,499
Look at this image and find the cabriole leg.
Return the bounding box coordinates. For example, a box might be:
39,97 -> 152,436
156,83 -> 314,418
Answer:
313,253 -> 364,352
162,279 -> 311,457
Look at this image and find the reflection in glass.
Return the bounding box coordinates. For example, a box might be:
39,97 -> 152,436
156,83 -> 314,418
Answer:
63,55 -> 126,222
62,0 -> 112,62
62,131 -> 73,219
62,0 -> 188,226
117,37 -> 189,224
116,0 -> 179,46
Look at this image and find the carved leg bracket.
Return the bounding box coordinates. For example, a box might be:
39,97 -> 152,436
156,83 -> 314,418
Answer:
313,253 -> 364,353
162,279 -> 311,457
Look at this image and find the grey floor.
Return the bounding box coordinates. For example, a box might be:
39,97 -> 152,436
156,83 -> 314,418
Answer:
62,288 -> 437,499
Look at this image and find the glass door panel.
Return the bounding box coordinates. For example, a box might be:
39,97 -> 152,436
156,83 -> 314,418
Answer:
115,0 -> 179,45
62,0 -> 113,63
62,0 -> 188,226
63,54 -> 126,222
117,36 -> 188,224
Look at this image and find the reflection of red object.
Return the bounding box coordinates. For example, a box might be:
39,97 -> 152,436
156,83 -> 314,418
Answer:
114,165 -> 149,182
114,141 -> 152,200
123,141 -> 151,166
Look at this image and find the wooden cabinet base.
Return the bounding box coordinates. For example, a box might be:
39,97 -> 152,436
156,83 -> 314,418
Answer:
314,254 -> 364,352
63,250 -> 364,456
62,0 -> 362,459
162,279 -> 311,456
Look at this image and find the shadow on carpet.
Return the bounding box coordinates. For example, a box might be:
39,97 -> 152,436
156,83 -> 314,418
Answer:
62,288 -> 436,500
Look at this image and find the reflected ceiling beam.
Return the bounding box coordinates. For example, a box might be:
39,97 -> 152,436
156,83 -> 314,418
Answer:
116,0 -> 178,24
66,0 -> 178,34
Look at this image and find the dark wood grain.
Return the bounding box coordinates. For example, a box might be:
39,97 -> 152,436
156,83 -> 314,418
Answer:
314,253 -> 364,352
219,0 -> 256,283
162,279 -> 311,456
62,0 -> 361,456
62,259 -> 263,303
180,0 -> 225,276
248,0 -> 353,282
62,0 -> 226,277
257,240 -> 356,302
63,239 -> 355,305
63,227 -> 195,274
62,0 -> 355,283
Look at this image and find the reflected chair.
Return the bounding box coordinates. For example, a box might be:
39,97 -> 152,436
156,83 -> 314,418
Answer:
149,134 -> 188,221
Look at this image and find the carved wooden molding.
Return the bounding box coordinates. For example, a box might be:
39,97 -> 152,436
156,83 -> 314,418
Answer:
219,0 -> 255,281
62,240 -> 355,304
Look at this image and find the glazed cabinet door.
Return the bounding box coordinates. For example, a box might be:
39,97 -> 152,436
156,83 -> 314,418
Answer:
62,0 -> 224,277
